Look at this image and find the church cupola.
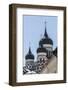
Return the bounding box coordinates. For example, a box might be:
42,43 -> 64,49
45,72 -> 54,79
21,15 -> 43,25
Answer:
25,47 -> 34,60
39,22 -> 53,47
25,47 -> 35,71
38,21 -> 53,58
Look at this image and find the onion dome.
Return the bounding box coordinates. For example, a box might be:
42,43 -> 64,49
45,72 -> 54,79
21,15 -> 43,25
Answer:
37,46 -> 47,53
25,47 -> 34,60
39,24 -> 53,46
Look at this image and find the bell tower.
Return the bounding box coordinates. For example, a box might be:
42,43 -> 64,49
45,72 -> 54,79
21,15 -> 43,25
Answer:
39,21 -> 53,58
25,47 -> 34,70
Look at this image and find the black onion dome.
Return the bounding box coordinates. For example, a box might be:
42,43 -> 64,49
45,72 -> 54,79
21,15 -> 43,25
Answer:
37,46 -> 47,53
39,37 -> 53,46
39,28 -> 53,46
25,47 -> 34,60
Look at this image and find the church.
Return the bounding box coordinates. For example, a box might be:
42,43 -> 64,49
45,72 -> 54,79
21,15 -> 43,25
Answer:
23,23 -> 57,74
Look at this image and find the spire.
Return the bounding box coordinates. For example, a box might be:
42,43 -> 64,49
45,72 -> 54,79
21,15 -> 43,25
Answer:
44,21 -> 48,38
28,42 -> 32,54
28,47 -> 32,54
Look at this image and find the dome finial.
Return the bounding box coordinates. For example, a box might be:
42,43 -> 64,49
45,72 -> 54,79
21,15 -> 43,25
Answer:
29,42 -> 31,54
44,21 -> 48,38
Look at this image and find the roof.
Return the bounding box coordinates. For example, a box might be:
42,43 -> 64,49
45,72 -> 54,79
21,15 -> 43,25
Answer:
53,47 -> 57,57
25,47 -> 34,60
39,27 -> 53,46
39,37 -> 53,46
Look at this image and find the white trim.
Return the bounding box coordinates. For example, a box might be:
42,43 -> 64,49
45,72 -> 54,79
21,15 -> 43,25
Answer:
26,59 -> 34,62
16,8 -> 64,82
37,53 -> 47,56
43,44 -> 52,47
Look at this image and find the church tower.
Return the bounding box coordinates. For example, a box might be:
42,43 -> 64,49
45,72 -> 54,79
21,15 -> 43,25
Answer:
37,46 -> 48,64
25,47 -> 34,71
36,46 -> 48,73
39,22 -> 53,58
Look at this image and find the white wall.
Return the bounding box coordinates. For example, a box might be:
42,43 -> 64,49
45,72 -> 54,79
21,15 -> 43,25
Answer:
0,0 -> 68,90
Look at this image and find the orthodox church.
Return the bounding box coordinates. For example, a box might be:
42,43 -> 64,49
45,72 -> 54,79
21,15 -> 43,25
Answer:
23,23 -> 57,74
